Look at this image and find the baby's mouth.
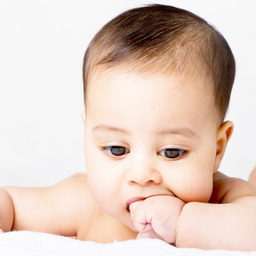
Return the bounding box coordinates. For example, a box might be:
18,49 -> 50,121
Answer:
126,193 -> 177,212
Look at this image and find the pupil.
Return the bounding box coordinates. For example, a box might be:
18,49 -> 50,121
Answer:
165,149 -> 180,158
111,146 -> 125,156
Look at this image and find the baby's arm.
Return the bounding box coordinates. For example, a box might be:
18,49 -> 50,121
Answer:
176,171 -> 256,250
130,171 -> 256,250
0,188 -> 13,231
0,173 -> 89,236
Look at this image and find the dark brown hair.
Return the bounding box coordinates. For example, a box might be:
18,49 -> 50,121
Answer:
83,4 -> 235,122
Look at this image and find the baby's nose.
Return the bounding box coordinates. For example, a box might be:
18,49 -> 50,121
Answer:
125,155 -> 162,186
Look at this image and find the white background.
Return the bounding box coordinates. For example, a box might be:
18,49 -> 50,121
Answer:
0,0 -> 256,187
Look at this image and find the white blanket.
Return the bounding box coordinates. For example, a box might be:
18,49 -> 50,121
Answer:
0,231 -> 255,256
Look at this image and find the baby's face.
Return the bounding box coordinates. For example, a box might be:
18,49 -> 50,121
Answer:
84,68 -> 220,229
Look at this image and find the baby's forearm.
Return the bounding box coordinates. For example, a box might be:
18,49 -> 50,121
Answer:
175,201 -> 256,251
0,188 -> 14,231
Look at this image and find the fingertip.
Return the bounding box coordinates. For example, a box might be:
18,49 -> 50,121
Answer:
129,200 -> 143,213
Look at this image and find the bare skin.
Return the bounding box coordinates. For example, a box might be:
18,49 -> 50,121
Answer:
1,174 -> 137,243
1,70 -> 256,250
1,171 -> 256,250
249,166 -> 256,186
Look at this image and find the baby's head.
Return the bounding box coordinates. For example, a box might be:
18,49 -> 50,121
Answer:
82,4 -> 235,229
83,4 -> 235,124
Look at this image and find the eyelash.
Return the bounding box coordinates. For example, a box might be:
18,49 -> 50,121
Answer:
158,148 -> 186,159
102,146 -> 186,160
103,146 -> 130,157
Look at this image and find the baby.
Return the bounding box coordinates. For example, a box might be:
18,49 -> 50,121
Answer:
1,4 -> 256,251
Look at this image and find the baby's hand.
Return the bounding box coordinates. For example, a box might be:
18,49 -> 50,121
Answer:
129,195 -> 185,244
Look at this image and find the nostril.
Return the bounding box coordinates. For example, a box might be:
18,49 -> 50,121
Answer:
127,177 -> 161,186
125,163 -> 162,185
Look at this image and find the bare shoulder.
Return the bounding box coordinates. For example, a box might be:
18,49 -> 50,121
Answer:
47,173 -> 97,219
52,172 -> 89,193
54,173 -> 114,241
46,173 -> 89,201
211,171 -> 256,203
46,172 -> 110,239
48,173 -> 101,236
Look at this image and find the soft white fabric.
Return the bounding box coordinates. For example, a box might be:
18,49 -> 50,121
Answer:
0,231 -> 256,256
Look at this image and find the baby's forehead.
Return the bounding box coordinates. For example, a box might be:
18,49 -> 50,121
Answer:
87,66 -> 214,108
88,65 -> 213,93
86,67 -> 220,135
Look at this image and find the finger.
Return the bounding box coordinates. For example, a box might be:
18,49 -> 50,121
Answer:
137,230 -> 163,240
0,228 -> 3,233
129,200 -> 143,214
129,201 -> 153,233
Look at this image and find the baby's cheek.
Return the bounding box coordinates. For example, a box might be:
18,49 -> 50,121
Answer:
174,177 -> 213,203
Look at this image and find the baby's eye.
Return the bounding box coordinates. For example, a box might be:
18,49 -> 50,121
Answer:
104,146 -> 130,157
159,148 -> 185,159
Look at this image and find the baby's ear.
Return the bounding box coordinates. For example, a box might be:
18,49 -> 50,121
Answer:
81,111 -> 87,125
214,121 -> 234,172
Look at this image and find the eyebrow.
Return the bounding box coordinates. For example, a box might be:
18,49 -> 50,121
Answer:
93,124 -> 199,139
93,124 -> 129,134
158,127 -> 199,139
